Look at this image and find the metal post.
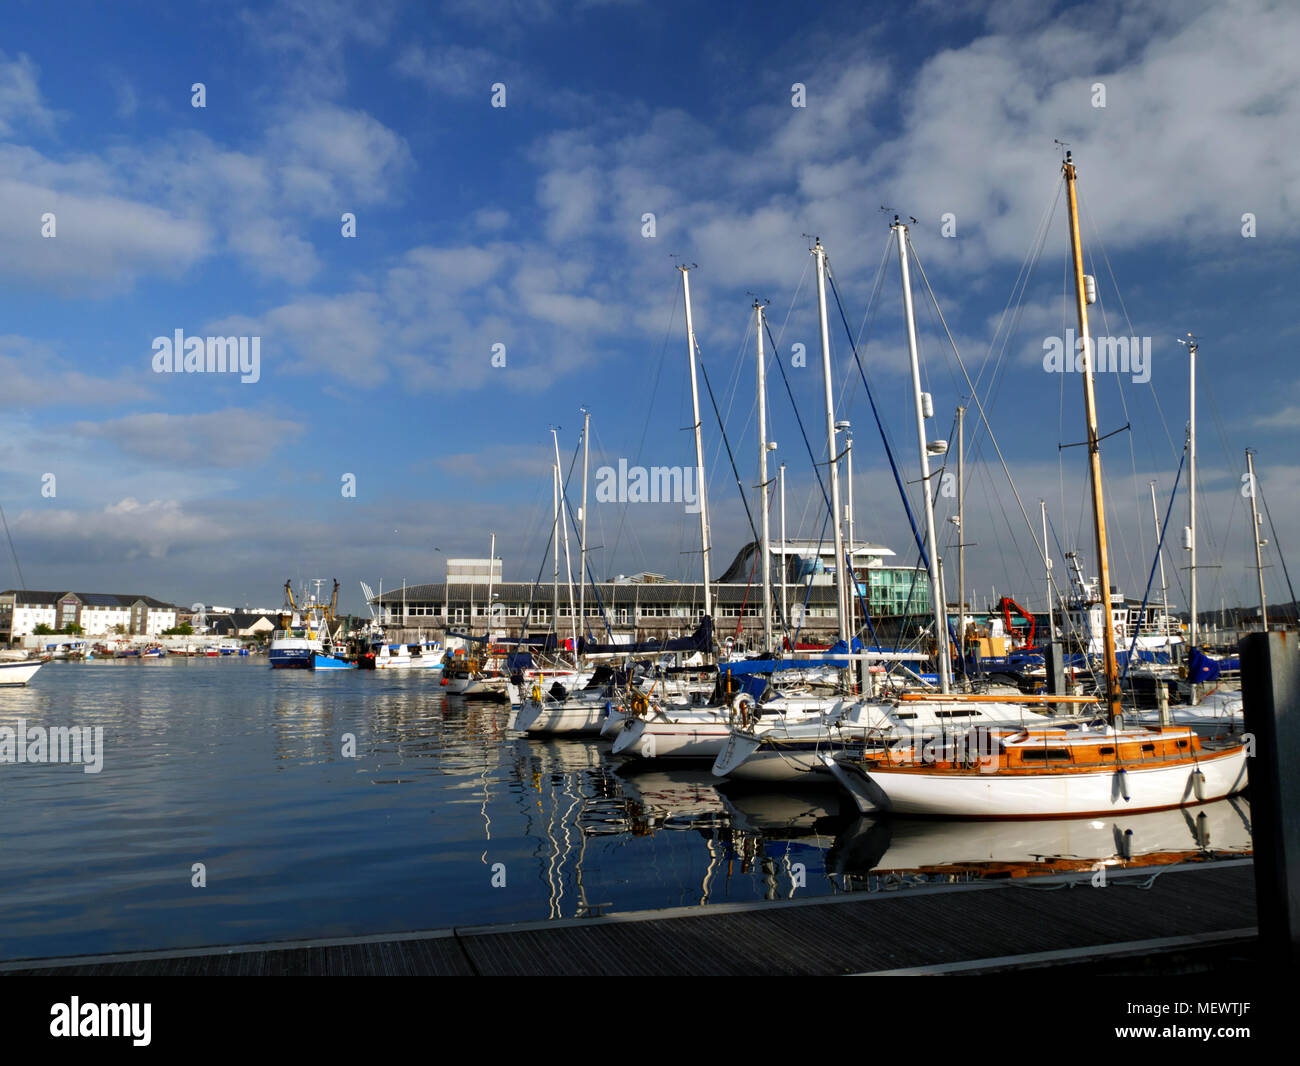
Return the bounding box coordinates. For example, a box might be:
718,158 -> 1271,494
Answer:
1240,630 -> 1300,966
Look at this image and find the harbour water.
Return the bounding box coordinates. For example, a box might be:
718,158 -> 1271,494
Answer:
0,657 -> 1253,962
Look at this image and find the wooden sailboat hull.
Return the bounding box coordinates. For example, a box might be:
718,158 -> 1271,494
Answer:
842,744 -> 1248,818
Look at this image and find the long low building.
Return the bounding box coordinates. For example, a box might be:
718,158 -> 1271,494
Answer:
371,540 -> 933,646
0,590 -> 179,643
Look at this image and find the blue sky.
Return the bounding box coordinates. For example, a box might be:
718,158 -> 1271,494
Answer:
0,0 -> 1296,616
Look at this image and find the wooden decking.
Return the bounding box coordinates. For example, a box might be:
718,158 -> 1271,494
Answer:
1,859 -> 1256,977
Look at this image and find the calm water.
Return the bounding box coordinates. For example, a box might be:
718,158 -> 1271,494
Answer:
0,657 -> 1253,961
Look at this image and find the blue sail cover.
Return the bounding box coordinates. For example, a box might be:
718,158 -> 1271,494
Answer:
718,637 -> 928,676
1187,646 -> 1221,683
581,617 -> 714,657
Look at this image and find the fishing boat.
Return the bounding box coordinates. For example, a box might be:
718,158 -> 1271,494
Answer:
269,579 -> 354,670
821,154 -> 1249,818
369,636 -> 444,670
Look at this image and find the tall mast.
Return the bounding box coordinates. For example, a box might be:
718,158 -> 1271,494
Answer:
679,266 -> 712,626
755,301 -> 774,652
893,219 -> 950,693
1149,481 -> 1171,643
486,531 -> 495,642
1247,449 -> 1267,631
812,240 -> 849,652
1041,499 -> 1054,643
1063,152 -> 1121,724
1183,334 -> 1198,647
551,427 -> 577,657
844,426 -> 855,637
552,462 -> 560,643
956,405 -> 966,657
779,463 -> 788,640
579,408 -> 590,660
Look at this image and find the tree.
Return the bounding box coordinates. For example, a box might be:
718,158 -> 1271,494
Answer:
163,623 -> 194,636
61,622 -> 84,635
33,623 -> 53,635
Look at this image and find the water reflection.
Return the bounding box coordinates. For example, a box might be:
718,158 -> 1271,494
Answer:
828,795 -> 1253,890
0,659 -> 1255,960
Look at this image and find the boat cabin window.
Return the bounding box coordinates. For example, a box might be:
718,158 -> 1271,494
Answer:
1020,748 -> 1072,760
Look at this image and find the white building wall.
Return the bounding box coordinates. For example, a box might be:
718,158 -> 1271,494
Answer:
6,600 -> 176,637
11,606 -> 55,636
146,609 -> 177,636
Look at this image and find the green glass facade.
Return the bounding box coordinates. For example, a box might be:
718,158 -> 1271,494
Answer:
860,567 -> 931,618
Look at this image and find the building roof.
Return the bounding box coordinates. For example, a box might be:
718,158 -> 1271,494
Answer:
717,540 -> 913,583
378,581 -> 850,606
770,539 -> 895,556
0,590 -> 178,609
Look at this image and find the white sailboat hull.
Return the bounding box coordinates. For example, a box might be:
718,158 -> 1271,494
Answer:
444,675 -> 511,698
512,698 -> 612,735
850,744 -> 1248,818
0,660 -> 42,686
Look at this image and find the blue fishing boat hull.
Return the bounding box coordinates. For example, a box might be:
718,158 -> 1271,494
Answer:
311,653 -> 356,671
269,647 -> 313,668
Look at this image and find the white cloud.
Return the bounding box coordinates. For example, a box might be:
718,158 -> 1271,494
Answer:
0,53 -> 57,136
12,497 -> 226,561
394,42 -> 503,97
0,336 -> 155,408
73,410 -> 303,469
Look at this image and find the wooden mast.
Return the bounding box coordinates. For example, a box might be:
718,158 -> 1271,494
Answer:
1063,151 -> 1122,724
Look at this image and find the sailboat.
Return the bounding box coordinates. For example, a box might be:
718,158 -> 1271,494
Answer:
441,532 -> 514,699
1128,341 -> 1244,736
511,416 -> 618,733
0,655 -> 44,686
606,261 -> 889,759
817,153 -> 1249,818
713,224 -> 1108,784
